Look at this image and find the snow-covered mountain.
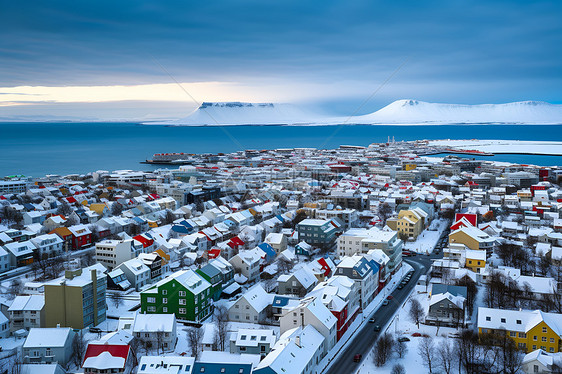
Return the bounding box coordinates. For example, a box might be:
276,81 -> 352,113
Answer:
351,100 -> 562,124
146,100 -> 562,126
148,102 -> 329,126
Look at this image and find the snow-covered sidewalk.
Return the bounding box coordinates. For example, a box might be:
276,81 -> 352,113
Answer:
404,219 -> 448,254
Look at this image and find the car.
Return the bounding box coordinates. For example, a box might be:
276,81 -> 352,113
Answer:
89,327 -> 102,334
369,317 -> 376,323
382,300 -> 389,306
398,337 -> 410,342
387,295 -> 393,300
353,354 -> 362,362
398,284 -> 404,289
412,332 -> 422,337
374,325 -> 381,332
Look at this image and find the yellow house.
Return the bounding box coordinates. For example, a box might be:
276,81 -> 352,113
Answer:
464,249 -> 486,272
147,219 -> 158,228
403,163 -> 417,171
89,203 -> 108,216
392,209 -> 424,240
478,307 -> 562,353
449,226 -> 495,255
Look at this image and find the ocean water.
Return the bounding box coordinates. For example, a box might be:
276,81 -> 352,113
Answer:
0,122 -> 561,177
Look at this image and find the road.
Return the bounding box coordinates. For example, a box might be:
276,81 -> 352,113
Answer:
324,227 -> 448,374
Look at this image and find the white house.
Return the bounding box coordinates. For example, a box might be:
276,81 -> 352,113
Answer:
115,258 -> 152,291
132,313 -> 177,352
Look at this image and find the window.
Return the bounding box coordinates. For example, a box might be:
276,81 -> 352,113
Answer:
542,337 -> 547,342
163,307 -> 168,313
516,320 -> 521,324
147,297 -> 156,303
533,336 -> 537,341
551,338 -> 555,343
542,327 -> 548,333
486,316 -> 491,321
501,318 -> 506,323
162,289 -> 167,295
519,332 -> 526,338
179,299 -> 186,305
533,345 -> 537,350
148,306 -> 156,312
163,298 -> 168,304
179,291 -> 186,296
510,332 -> 517,337
179,308 -> 186,314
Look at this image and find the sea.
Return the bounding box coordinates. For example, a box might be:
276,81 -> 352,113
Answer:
1,122 -> 562,178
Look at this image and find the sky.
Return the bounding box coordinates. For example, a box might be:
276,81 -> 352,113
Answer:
0,0 -> 561,121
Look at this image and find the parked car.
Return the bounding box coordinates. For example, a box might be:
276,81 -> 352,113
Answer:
382,300 -> 389,306
387,295 -> 393,300
374,325 -> 381,332
353,354 -> 362,362
369,317 -> 376,323
398,337 -> 410,342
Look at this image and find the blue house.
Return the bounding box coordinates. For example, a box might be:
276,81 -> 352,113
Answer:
258,243 -> 276,262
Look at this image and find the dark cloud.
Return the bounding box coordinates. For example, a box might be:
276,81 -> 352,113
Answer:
0,0 -> 561,114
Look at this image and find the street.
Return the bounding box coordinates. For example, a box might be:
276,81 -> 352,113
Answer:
323,226 -> 449,374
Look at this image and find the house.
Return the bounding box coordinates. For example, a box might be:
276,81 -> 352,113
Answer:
386,208 -> 425,240
265,233 -> 287,254
30,234 -> 64,259
137,356 -> 195,374
449,226 -> 496,257
132,313 -> 177,352
44,264 -> 107,329
22,327 -> 75,366
296,219 -> 338,249
465,249 -> 487,272
229,249 -> 262,283
335,255 -> 379,310
95,239 -> 143,271
107,268 -> 132,291
522,349 -> 562,374
277,267 -> 318,297
0,313 -> 8,338
67,224 -> 92,250
140,270 -> 213,322
115,258 -> 151,291
253,325 -> 326,374
426,292 -> 466,327
208,256 -> 235,289
3,240 -> 35,268
229,329 -> 277,356
228,284 -> 273,324
49,227 -> 73,251
138,252 -> 166,282
478,307 -> 562,353
196,263 -> 223,301
295,241 -> 315,257
21,363 -> 67,374
23,211 -> 46,226
8,294 -> 45,331
0,246 -> 10,273
83,343 -> 132,374
279,296 -> 337,354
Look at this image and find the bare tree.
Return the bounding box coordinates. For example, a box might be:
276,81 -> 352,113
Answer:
214,305 -> 229,352
109,291 -> 124,309
72,330 -> 87,367
409,299 -> 425,328
187,327 -> 203,360
373,332 -> 394,367
82,250 -> 96,267
155,330 -> 165,355
8,278 -> 23,300
436,339 -> 455,374
378,203 -> 393,227
111,202 -> 123,216
128,337 -> 142,369
163,210 -> 176,225
394,338 -> 407,359
418,336 -> 435,373
276,257 -> 294,274
391,364 -> 406,374
57,201 -> 73,216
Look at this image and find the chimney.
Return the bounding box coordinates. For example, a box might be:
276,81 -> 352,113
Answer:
295,335 -> 301,348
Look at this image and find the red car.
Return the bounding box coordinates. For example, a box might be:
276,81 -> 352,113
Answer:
353,354 -> 362,362
387,295 -> 394,300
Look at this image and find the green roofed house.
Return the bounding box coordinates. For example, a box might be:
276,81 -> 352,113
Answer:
140,269 -> 213,322
196,264 -> 223,301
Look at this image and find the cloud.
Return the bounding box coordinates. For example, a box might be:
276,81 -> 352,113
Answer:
1,0 -> 561,119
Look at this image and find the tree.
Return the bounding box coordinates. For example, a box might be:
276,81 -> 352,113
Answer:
8,278 -> 23,300
409,299 -> 425,328
129,337 -> 142,369
57,201 -> 73,216
72,331 -> 87,367
418,336 -> 435,373
373,333 -> 394,367
391,363 -> 405,374
109,291 -> 124,309
187,327 -> 203,360
155,330 -> 165,355
394,338 -> 407,358
538,255 -> 552,276
377,203 -> 393,227
163,210 -> 176,225
214,305 -> 229,352
456,275 -> 478,316
276,257 -> 294,274
436,339 -> 455,374
111,202 -> 123,216
456,329 -> 483,374
82,250 -> 96,266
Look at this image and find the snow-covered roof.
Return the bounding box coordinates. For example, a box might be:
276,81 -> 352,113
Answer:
238,284 -> 273,313
23,327 -> 73,348
132,313 -> 176,333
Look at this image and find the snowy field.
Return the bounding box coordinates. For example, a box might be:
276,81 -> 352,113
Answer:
403,219 -> 448,254
428,139 -> 562,155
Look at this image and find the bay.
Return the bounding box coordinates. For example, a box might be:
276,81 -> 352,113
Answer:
0,122 -> 561,177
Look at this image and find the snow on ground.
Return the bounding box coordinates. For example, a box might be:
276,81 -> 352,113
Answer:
428,139 -> 562,155
355,285 -> 459,374
404,219 -> 448,254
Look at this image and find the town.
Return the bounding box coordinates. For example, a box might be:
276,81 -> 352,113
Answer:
0,140 -> 561,374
